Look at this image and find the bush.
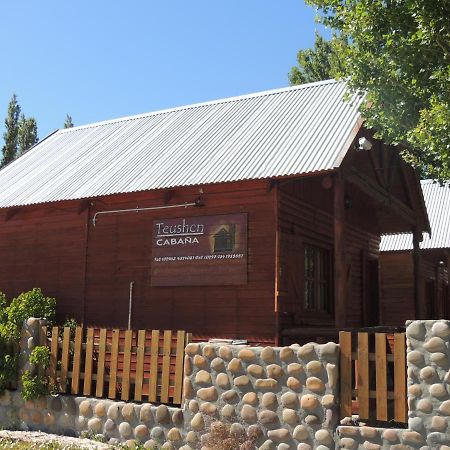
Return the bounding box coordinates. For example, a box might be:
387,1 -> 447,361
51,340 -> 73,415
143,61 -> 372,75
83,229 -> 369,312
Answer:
21,370 -> 49,401
202,421 -> 257,450
0,288 -> 56,399
7,288 -> 56,328
29,346 -> 50,369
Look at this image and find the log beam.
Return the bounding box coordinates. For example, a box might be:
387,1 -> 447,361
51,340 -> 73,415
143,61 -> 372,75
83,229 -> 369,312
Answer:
334,171 -> 347,328
413,228 -> 423,319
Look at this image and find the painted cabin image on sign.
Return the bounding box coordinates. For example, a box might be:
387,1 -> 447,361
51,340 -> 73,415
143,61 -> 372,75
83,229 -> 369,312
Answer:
151,213 -> 247,286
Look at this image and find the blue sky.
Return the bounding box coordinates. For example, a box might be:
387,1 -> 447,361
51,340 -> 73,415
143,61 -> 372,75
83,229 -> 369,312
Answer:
0,1 -> 321,139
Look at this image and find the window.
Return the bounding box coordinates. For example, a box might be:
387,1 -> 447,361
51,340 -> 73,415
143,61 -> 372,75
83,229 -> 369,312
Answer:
304,245 -> 332,313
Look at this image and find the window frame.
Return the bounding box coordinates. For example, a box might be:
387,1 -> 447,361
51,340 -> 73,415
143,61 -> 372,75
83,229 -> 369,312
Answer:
303,243 -> 333,315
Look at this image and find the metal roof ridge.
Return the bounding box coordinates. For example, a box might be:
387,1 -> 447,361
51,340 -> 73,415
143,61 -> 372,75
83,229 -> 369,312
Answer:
58,79 -> 343,133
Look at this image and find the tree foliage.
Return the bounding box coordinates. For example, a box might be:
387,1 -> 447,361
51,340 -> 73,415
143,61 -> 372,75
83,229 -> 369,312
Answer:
1,94 -> 21,167
64,114 -> 74,128
0,288 -> 56,398
18,115 -> 38,156
289,32 -> 346,85
1,95 -> 39,166
304,0 -> 450,181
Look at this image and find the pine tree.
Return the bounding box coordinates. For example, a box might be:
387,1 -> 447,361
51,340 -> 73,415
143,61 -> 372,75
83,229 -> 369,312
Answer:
1,95 -> 21,167
289,33 -> 347,85
17,114 -> 38,156
63,114 -> 73,128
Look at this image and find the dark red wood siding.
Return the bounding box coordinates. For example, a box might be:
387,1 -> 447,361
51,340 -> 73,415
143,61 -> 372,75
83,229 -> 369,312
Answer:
0,180 -> 277,344
277,176 -> 381,330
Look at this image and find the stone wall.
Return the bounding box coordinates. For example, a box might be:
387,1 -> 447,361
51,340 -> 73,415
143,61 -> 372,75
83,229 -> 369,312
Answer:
182,341 -> 340,449
3,319 -> 450,449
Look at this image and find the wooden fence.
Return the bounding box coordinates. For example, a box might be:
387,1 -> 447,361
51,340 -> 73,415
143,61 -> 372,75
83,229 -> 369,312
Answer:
339,331 -> 407,424
42,326 -> 191,405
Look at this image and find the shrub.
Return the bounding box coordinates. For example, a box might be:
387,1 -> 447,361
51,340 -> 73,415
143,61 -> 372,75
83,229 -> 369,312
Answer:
29,345 -> 50,369
202,421 -> 257,450
7,288 -> 56,328
21,370 -> 49,401
0,288 -> 56,400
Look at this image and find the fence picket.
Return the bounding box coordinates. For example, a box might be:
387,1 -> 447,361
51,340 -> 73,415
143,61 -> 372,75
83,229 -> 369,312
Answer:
83,328 -> 94,395
394,333 -> 407,422
357,332 -> 369,420
108,329 -> 120,399
160,330 -> 172,403
121,330 -> 133,401
49,326 -> 59,382
148,330 -> 160,402
60,327 -> 71,393
134,330 -> 146,401
339,331 -> 352,418
173,330 -> 186,404
375,333 -> 388,421
95,329 -> 107,398
71,327 -> 83,394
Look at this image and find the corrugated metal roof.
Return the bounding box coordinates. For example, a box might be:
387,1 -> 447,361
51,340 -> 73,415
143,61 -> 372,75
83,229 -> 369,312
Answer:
380,180 -> 450,251
0,79 -> 363,208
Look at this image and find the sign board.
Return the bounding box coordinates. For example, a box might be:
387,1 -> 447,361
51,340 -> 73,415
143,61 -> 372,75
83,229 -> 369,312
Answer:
151,213 -> 247,286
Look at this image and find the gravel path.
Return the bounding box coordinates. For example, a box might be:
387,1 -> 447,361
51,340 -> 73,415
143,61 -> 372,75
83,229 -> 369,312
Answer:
0,430 -> 114,449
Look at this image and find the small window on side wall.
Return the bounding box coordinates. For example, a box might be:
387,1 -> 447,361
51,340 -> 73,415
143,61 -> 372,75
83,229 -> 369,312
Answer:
304,244 -> 332,314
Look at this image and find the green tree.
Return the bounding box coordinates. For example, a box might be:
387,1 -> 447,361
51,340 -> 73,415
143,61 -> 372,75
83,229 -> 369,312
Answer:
17,114 -> 38,156
1,94 -> 21,167
306,0 -> 450,181
289,32 -> 346,85
63,114 -> 73,128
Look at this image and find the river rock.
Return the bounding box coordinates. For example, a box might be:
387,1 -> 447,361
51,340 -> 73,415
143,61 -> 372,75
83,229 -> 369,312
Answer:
241,404 -> 257,423
432,322 -> 450,338
262,392 -> 278,409
197,386 -> 218,401
287,363 -> 303,376
242,392 -> 258,406
202,344 -> 216,358
424,337 -> 446,353
238,348 -> 256,361
211,357 -> 225,371
300,394 -> 319,410
281,391 -> 298,408
261,346 -> 276,363
228,358 -> 243,373
247,364 -> 265,378
195,370 -> 212,385
259,410 -> 278,424
293,425 -> 309,441
219,346 -> 233,360
267,364 -> 284,379
185,343 -> 199,356
216,372 -> 230,388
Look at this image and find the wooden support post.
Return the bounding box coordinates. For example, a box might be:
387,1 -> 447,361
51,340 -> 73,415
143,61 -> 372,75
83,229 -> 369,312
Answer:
413,228 -> 422,319
446,251 -> 450,318
274,182 -> 281,346
334,172 -> 347,328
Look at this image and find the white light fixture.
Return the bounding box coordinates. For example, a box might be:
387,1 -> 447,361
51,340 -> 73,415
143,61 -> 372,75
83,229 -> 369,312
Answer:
358,137 -> 373,151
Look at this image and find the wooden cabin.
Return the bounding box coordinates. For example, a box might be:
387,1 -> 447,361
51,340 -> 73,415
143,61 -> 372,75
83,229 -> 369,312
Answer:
380,180 -> 450,325
0,80 -> 429,344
